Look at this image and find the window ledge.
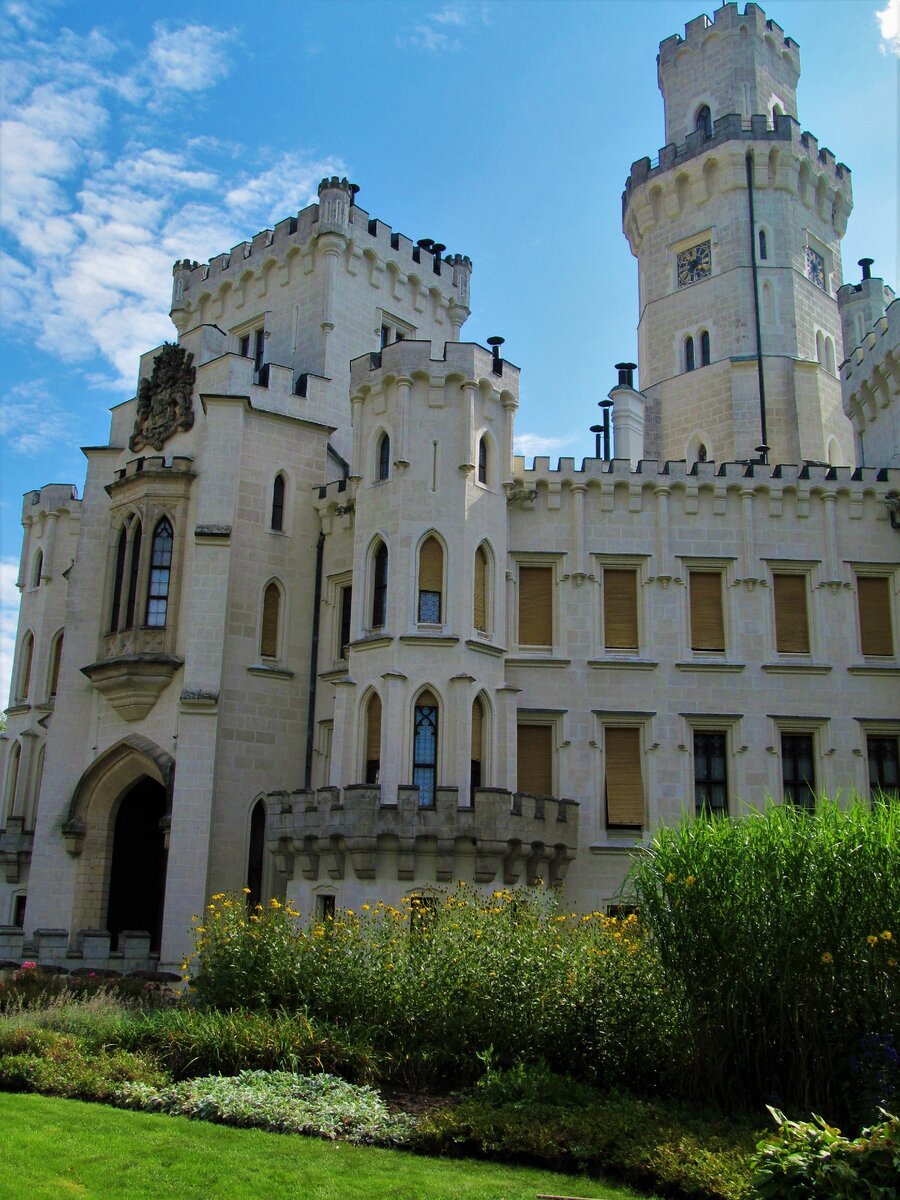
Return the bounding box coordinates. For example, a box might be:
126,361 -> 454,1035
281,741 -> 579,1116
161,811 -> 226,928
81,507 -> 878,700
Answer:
247,664 -> 294,680
465,638 -> 507,657
349,634 -> 393,652
506,656 -> 572,668
761,662 -> 833,675
675,661 -> 745,673
399,634 -> 461,647
320,666 -> 349,682
3,704 -> 30,717
588,658 -> 658,670
847,663 -> 900,676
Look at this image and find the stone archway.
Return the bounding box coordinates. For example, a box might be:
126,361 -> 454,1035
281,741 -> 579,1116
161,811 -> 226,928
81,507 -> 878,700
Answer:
107,778 -> 168,951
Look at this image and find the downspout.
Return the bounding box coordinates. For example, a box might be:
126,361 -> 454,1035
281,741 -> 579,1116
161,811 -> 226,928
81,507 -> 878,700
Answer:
304,530 -> 326,789
745,151 -> 769,463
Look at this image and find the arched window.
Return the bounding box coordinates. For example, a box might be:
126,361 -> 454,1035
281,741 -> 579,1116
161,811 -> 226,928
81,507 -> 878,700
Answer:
110,526 -> 128,632
17,632 -> 34,703
698,443 -> 709,463
260,581 -> 281,658
124,520 -> 142,629
32,551 -> 43,589
48,630 -> 64,699
695,105 -> 712,138
418,535 -> 443,623
700,330 -> 711,366
471,695 -> 486,794
145,518 -> 173,627
4,742 -> 21,820
413,689 -> 439,807
246,800 -> 266,911
477,436 -> 489,485
816,331 -> 825,366
29,745 -> 45,830
474,545 -> 489,633
271,474 -> 285,531
372,542 -> 388,628
758,229 -> 767,260
685,335 -> 695,372
365,692 -> 382,784
377,433 -> 391,481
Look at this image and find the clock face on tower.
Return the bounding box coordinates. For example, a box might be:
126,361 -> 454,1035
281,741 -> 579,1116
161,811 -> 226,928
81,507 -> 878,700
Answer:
806,245 -> 826,290
676,240 -> 712,287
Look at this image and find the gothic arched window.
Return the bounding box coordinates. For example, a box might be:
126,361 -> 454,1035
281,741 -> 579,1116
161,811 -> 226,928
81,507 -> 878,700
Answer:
685,335 -> 695,372
17,632 -> 33,703
758,229 -> 768,260
413,690 -> 439,807
417,535 -> 443,624
372,542 -> 388,628
365,692 -> 382,784
474,545 -> 489,633
124,520 -> 142,629
32,551 -> 43,589
477,436 -> 489,485
260,581 -> 281,658
246,800 -> 266,911
471,695 -> 486,794
271,474 -> 285,531
695,105 -> 712,139
145,518 -> 173,627
48,630 -> 64,699
377,433 -> 391,481
700,329 -> 711,366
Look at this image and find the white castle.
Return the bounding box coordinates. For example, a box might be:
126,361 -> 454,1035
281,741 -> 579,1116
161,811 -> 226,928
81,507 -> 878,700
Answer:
2,3 -> 898,976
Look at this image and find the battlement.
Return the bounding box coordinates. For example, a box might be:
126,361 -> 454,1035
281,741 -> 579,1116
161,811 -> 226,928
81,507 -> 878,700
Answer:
20,484 -> 79,522
658,3 -> 798,67
350,338 -> 520,399
171,179 -> 471,317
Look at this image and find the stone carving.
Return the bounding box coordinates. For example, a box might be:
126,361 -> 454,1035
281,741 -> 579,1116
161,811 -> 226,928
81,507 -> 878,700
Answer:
130,343 -> 195,452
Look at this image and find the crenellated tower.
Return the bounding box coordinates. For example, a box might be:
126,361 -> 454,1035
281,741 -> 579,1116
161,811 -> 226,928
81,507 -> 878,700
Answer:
622,2 -> 855,467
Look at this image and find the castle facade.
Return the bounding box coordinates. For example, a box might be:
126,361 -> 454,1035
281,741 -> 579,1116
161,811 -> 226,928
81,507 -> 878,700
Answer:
2,3 -> 898,975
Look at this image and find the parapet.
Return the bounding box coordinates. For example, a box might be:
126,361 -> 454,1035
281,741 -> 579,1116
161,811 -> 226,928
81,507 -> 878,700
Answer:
658,3 -> 799,69
20,484 -> 80,522
350,338 -> 520,400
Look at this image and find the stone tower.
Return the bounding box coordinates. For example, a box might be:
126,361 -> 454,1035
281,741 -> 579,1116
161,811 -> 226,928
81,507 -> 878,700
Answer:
622,2 -> 855,467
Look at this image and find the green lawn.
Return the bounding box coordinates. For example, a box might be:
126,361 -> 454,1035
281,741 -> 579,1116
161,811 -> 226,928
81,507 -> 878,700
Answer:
0,1094 -> 654,1200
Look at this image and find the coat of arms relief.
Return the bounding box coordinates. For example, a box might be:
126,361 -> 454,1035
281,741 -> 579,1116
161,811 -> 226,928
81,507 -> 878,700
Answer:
129,342 -> 196,452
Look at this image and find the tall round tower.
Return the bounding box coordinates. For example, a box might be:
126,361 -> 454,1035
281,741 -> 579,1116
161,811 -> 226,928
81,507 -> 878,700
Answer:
622,2 -> 854,466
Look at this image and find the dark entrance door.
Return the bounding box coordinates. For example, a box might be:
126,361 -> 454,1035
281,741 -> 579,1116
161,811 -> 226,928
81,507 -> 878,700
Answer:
106,779 -> 167,951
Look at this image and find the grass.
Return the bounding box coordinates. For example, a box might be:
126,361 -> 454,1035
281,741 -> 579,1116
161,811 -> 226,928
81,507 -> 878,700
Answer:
0,1093 -> 655,1200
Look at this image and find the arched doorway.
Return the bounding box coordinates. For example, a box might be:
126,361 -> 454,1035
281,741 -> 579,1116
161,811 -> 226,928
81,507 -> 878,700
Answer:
106,779 -> 167,951
246,799 -> 266,910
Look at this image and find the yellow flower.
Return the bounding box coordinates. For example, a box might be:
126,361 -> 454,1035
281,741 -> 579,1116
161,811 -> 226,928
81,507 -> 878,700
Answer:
821,952 -> 833,964
361,904 -> 371,911
888,959 -> 897,968
665,873 -> 676,884
684,876 -> 696,886
881,930 -> 892,941
867,935 -> 879,945
269,898 -> 282,909
242,887 -> 251,894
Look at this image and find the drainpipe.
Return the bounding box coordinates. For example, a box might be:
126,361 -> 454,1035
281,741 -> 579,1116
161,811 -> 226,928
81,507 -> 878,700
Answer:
745,152 -> 769,463
304,531 -> 326,789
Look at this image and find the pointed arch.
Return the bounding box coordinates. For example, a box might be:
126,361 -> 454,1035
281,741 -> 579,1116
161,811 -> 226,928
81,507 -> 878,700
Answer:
826,436 -> 841,467
246,797 -> 267,910
363,689 -> 382,785
371,539 -> 389,628
686,431 -> 714,465
816,330 -> 825,366
470,692 -> 491,796
473,542 -> 493,634
16,631 -> 34,703
124,517 -> 143,629
758,227 -> 768,260
376,430 -> 391,481
27,744 -> 45,830
271,472 -> 286,531
31,550 -> 43,589
260,578 -> 283,659
417,532 -> 445,624
4,741 -> 21,821
477,433 -> 492,485
47,628 -> 64,699
684,335 -> 695,372
145,516 -> 173,627
695,104 -> 712,138
412,687 -> 440,807
700,329 -> 711,366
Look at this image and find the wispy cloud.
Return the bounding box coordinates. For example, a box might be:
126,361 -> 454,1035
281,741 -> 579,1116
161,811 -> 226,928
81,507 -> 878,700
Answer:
0,383 -> 79,456
397,2 -> 490,52
0,557 -> 21,708
877,0 -> 900,56
514,432 -> 576,459
147,21 -> 235,94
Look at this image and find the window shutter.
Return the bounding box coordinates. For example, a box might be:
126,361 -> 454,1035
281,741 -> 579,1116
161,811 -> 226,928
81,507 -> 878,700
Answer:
604,568 -> 638,649
419,537 -> 443,594
261,583 -> 280,657
474,547 -> 487,632
689,570 -> 724,651
366,694 -> 382,762
605,727 -> 644,827
471,699 -> 484,762
518,566 -> 552,646
858,577 -> 893,656
773,574 -> 810,653
517,724 -> 552,795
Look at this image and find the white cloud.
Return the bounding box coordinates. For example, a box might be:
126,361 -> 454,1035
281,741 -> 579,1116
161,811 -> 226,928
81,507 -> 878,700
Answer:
0,383 -> 79,456
147,22 -> 235,93
514,432 -> 575,458
0,557 -> 21,710
397,2 -> 490,51
877,0 -> 900,55
225,153 -> 346,223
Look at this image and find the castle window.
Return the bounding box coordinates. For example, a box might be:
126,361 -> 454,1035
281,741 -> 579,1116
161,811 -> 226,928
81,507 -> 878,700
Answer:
253,328 -> 265,374
773,573 -> 810,654
781,733 -> 816,809
474,545 -> 489,634
413,690 -> 439,806
380,324 -> 390,348
124,520 -> 142,629
377,433 -> 391,482
471,696 -> 486,795
517,722 -> 553,796
4,742 -> 21,820
145,518 -> 173,628
684,336 -> 695,372
604,725 -> 644,830
48,630 -> 64,699
12,894 -> 26,928
695,105 -> 712,139
856,576 -> 893,657
518,564 -> 553,647
477,435 -> 489,485
698,443 -> 708,462
110,526 -> 128,631
246,800 -> 266,911
260,581 -> 282,658
689,569 -> 725,652
32,551 -> 43,589
239,334 -> 251,358
867,736 -> 898,797
338,585 -> 352,660
694,731 -> 728,815
603,567 -> 639,651
758,229 -> 768,260
365,692 -> 382,784
417,535 -> 443,624
16,632 -> 34,703
271,474 -> 285,531
700,329 -> 711,366
372,542 -> 388,628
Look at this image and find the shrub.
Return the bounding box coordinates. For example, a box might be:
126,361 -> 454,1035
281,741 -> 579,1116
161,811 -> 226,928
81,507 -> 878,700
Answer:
187,886 -> 679,1090
115,1070 -> 412,1145
0,990 -> 142,1048
628,796 -> 900,1120
0,1028 -> 166,1100
0,965 -> 175,1012
751,1108 -> 900,1199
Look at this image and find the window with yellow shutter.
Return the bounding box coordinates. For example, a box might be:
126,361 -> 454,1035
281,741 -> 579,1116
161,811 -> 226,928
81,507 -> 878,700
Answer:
471,696 -> 486,792
260,581 -> 281,658
773,574 -> 810,654
474,545 -> 489,633
418,535 -> 443,623
518,565 -> 553,647
603,568 -> 639,650
365,692 -> 381,785
516,723 -> 553,795
688,569 -> 725,652
857,576 -> 894,657
604,726 -> 644,829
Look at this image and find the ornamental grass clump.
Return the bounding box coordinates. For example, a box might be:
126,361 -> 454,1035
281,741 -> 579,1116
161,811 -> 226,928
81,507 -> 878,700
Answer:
628,795 -> 900,1122
187,886 -> 678,1090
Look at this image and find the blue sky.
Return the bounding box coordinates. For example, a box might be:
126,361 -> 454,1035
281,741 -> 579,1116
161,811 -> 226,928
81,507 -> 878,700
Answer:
1,0 -> 897,702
